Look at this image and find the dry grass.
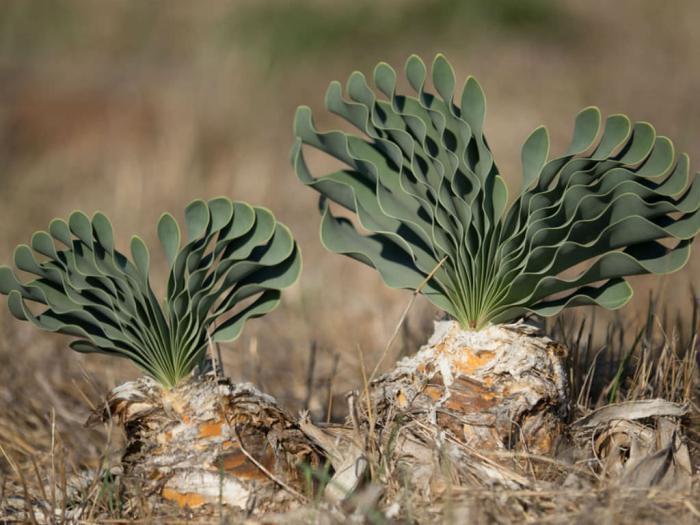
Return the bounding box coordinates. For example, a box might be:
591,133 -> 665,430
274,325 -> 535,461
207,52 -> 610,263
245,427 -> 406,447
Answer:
1,1 -> 699,523
0,293 -> 697,523
347,297 -> 700,525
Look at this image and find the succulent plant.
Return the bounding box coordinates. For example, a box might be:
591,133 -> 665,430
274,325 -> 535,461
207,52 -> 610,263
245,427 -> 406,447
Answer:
292,54 -> 700,330
0,198 -> 301,387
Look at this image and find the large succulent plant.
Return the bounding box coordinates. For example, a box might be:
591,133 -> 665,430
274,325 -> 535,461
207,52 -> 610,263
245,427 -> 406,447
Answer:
293,54 -> 700,330
0,198 -> 301,387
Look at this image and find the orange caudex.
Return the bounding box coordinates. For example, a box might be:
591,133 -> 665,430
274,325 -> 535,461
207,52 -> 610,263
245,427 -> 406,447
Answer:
448,348 -> 496,375
424,379 -> 497,412
162,488 -> 206,509
415,345 -> 496,376
219,448 -> 275,480
198,420 -> 223,438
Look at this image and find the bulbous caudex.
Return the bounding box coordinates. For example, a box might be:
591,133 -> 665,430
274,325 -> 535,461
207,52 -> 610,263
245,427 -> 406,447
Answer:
93,373 -> 326,512
354,320 -> 568,493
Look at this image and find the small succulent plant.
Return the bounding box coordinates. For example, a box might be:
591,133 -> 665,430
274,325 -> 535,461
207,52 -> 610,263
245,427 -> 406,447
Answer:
0,198 -> 301,387
293,54 -> 700,330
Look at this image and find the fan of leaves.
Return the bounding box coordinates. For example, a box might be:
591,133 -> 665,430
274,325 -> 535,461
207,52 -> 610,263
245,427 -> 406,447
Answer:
0,198 -> 301,387
292,54 -> 700,329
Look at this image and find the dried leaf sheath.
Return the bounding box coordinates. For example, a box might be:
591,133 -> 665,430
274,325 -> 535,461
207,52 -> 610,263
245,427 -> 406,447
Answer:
366,321 -> 568,449
97,374 -> 324,511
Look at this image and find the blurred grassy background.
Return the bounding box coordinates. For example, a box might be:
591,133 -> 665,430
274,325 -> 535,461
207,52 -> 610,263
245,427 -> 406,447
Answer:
0,0 -> 699,422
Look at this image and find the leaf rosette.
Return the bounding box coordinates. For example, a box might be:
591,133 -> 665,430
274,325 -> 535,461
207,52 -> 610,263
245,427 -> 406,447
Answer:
0,198 -> 301,387
292,54 -> 700,329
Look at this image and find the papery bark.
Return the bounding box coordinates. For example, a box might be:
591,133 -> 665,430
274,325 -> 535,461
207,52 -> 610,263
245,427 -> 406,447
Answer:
357,320 -> 569,492
99,374 -> 324,513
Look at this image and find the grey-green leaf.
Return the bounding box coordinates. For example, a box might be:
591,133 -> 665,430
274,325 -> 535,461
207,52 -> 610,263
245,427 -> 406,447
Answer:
0,197 -> 301,387
294,54 -> 700,329
157,213 -> 180,268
